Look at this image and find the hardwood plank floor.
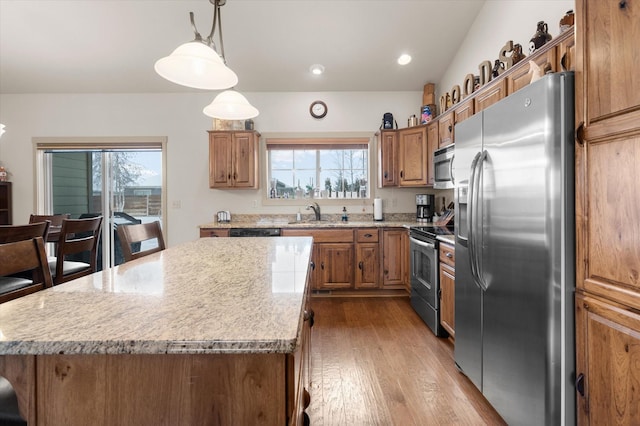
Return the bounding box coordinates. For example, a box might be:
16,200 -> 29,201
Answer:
308,296 -> 506,426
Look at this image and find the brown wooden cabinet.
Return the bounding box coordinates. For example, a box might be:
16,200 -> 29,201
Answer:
574,0 -> 640,422
473,78 -> 506,112
199,228 -> 230,238
0,182 -> 11,225
317,243 -> 354,289
506,46 -> 557,95
438,241 -> 455,338
381,228 -> 409,290
454,98 -> 474,125
282,227 -> 407,292
398,125 -> 428,187
354,229 -> 380,289
377,131 -> 398,187
208,131 -> 259,189
557,27 -> 575,72
575,294 -> 640,425
426,121 -> 439,186
438,111 -> 454,148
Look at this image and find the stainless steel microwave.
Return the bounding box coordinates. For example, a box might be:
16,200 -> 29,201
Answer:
433,144 -> 455,189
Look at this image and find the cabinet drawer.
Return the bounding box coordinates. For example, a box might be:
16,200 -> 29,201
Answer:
282,228 -> 354,243
439,243 -> 455,266
355,229 -> 379,243
200,228 -> 230,238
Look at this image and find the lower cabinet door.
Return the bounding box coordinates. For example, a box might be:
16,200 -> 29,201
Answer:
575,293 -> 640,425
355,243 -> 379,289
316,243 -> 354,289
439,263 -> 455,337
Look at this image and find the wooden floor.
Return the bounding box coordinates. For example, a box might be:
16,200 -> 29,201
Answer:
308,296 -> 506,426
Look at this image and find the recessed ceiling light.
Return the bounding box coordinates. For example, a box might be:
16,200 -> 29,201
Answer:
310,64 -> 325,75
397,54 -> 412,65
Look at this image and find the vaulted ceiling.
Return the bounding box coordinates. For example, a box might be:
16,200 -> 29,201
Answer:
0,0 -> 485,94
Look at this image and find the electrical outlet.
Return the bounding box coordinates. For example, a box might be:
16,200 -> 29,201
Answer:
252,199 -> 258,208
171,200 -> 181,209
392,197 -> 398,207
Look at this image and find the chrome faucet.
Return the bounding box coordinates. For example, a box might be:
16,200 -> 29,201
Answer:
306,202 -> 321,221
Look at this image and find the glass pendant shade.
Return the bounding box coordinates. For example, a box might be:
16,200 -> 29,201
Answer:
203,90 -> 259,120
154,41 -> 238,90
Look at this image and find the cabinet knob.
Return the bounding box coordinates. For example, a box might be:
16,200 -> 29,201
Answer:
384,171 -> 388,179
448,125 -> 453,133
446,252 -> 453,258
358,261 -> 363,270
304,309 -> 315,328
310,261 -> 315,270
400,170 -> 404,178
320,262 -> 325,270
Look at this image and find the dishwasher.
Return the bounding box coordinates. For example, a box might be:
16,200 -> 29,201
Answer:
229,228 -> 282,237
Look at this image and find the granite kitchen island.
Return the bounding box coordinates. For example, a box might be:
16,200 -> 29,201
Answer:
0,237 -> 313,425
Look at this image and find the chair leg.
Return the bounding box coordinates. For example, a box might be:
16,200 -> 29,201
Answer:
0,377 -> 26,425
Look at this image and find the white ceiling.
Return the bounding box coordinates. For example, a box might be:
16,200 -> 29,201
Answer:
0,0 -> 485,94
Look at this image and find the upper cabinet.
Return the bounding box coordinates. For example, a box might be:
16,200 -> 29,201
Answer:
398,125 -> 429,187
377,125 -> 432,188
473,78 -> 507,113
438,111 -> 454,148
377,130 -> 398,187
208,131 -> 259,189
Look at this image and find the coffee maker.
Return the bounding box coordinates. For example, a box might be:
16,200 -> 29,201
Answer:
416,194 -> 434,223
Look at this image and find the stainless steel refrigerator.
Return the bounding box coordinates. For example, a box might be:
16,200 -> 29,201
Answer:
454,72 -> 575,426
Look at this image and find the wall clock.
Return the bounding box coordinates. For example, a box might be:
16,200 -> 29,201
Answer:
310,100 -> 328,119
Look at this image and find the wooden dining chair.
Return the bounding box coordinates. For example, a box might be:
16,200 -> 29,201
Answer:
29,214 -> 70,243
51,216 -> 103,285
0,222 -> 50,244
117,221 -> 166,262
0,237 -> 53,304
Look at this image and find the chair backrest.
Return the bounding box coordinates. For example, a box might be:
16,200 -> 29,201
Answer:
0,237 -> 53,303
29,214 -> 70,227
117,221 -> 166,262
54,216 -> 103,284
0,221 -> 50,244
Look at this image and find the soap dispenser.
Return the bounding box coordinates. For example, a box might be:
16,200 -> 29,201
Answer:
342,206 -> 348,222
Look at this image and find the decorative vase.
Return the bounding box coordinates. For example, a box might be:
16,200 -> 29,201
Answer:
559,10 -> 574,32
529,21 -> 552,54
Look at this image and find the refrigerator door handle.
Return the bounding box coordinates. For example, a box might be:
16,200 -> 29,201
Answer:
468,152 -> 482,288
449,153 -> 456,185
473,150 -> 489,291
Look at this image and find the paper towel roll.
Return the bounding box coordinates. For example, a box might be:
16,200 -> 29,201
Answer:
374,198 -> 383,221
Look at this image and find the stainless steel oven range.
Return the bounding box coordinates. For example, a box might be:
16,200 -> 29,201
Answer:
409,225 -> 453,337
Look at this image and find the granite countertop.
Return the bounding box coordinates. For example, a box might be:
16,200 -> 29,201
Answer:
437,235 -> 455,244
200,213 -> 424,230
0,237 -> 313,355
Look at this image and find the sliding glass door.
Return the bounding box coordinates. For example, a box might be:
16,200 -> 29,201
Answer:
35,138 -> 166,270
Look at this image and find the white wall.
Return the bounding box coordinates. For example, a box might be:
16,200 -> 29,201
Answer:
437,1 -> 574,101
0,1 -> 574,246
0,91 -> 439,245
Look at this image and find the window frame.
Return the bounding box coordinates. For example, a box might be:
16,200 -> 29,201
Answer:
262,134 -> 375,207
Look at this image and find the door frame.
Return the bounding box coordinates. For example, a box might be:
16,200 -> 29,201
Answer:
33,136 -> 167,269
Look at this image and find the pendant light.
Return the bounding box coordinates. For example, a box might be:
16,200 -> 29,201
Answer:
203,89 -> 259,120
154,0 -> 237,90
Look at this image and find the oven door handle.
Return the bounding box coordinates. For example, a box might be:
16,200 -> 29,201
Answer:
409,237 -> 435,250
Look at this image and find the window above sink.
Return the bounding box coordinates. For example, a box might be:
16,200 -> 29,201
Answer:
265,136 -> 371,204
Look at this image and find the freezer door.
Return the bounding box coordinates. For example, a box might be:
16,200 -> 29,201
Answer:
480,73 -> 575,425
453,112 -> 483,391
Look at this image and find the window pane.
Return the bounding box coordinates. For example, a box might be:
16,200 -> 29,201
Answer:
268,141 -> 370,200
